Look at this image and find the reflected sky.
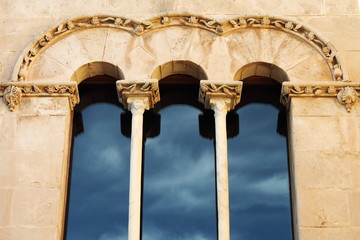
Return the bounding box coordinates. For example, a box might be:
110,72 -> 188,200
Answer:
66,103 -> 130,240
143,106 -> 217,240
66,89 -> 292,240
229,104 -> 292,240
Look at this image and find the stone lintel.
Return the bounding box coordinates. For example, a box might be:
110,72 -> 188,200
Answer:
0,81 -> 79,111
198,80 -> 243,110
116,79 -> 160,110
281,82 -> 360,113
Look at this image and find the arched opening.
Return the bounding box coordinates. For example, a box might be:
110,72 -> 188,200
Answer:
228,71 -> 293,239
151,60 -> 208,80
142,73 -> 217,239
234,62 -> 289,83
65,75 -> 130,240
70,61 -> 125,84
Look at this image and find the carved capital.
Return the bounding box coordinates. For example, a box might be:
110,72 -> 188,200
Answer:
127,97 -> 150,115
198,80 -> 243,110
1,81 -> 79,111
281,82 -> 360,113
116,79 -> 160,111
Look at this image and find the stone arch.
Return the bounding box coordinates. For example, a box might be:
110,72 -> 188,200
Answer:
70,61 -> 125,84
151,60 -> 208,80
11,14 -> 347,84
234,62 -> 289,83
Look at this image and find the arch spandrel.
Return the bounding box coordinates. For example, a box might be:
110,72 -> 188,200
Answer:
12,14 -> 347,84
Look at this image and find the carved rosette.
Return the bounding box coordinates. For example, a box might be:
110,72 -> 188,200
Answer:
281,82 -> 360,113
4,86 -> 22,111
12,15 -> 344,82
198,80 -> 243,110
1,81 -> 79,111
116,79 -> 160,110
337,87 -> 358,113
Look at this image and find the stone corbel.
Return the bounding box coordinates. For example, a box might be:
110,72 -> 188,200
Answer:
0,81 -> 80,111
116,79 -> 160,110
281,82 -> 360,113
198,80 -> 243,110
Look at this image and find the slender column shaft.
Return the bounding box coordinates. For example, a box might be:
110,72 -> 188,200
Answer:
211,98 -> 230,240
128,97 -> 148,240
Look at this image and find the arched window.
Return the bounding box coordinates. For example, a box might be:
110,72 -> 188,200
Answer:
65,76 -> 130,240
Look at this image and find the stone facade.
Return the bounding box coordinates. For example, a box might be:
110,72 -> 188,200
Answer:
0,0 -> 360,239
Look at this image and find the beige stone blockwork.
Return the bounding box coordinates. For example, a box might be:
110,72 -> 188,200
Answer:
297,188 -> 351,227
0,151 -> 63,189
349,191 -> 360,226
0,113 -> 16,150
0,52 -> 19,83
306,16 -> 360,52
324,0 -> 359,15
10,188 -> 60,226
341,50 -> 360,82
294,151 -> 354,190
17,98 -> 70,116
291,98 -> 360,117
0,189 -> 12,226
300,227 -> 353,240
0,226 -> 57,240
14,115 -> 67,152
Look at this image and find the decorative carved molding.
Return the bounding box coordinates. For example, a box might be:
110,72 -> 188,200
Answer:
11,14 -> 345,83
281,82 -> 360,112
0,81 -> 79,111
116,79 -> 160,110
199,80 -> 243,110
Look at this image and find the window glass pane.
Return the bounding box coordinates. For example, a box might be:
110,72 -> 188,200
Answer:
142,105 -> 217,240
66,103 -> 130,240
228,104 -> 293,240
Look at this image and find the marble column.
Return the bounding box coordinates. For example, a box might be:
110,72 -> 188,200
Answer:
198,80 -> 243,240
116,79 -> 160,240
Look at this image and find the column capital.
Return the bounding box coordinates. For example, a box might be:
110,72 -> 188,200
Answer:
198,80 -> 243,110
116,79 -> 160,111
1,81 -> 79,111
281,82 -> 360,113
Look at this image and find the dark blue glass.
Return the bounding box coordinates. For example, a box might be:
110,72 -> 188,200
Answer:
66,103 -> 130,240
142,105 -> 217,240
228,104 -> 293,240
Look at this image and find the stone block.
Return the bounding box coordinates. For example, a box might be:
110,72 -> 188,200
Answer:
0,226 -> 57,240
14,115 -> 67,152
291,98 -> 360,117
0,189 -> 12,226
300,227 -> 353,240
0,151 -> 64,188
306,16 -> 360,51
10,188 -> 60,226
294,151 -> 354,189
18,98 -> 70,116
297,188 -> 351,227
324,0 -> 359,15
291,116 -> 343,152
0,114 -> 16,150
349,191 -> 360,226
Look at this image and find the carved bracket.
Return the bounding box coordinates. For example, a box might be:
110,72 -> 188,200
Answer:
116,79 -> 160,110
0,81 -> 79,111
12,15 -> 345,83
199,80 -> 243,110
281,82 -> 360,113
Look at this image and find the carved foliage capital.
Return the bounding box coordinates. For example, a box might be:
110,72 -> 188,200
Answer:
1,81 -> 79,111
198,80 -> 243,110
116,79 -> 160,111
281,82 -> 360,113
